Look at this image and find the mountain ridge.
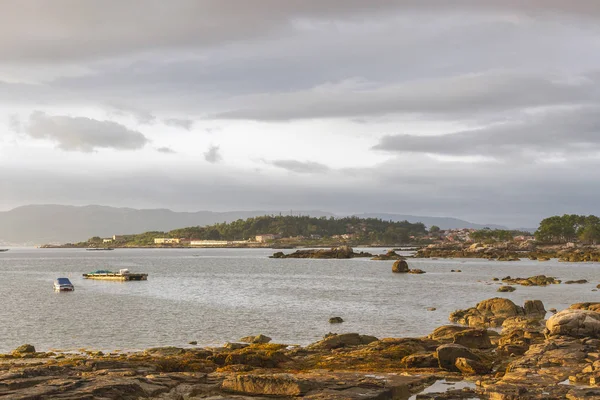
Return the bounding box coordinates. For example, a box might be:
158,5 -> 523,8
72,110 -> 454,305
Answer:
0,204 -> 508,245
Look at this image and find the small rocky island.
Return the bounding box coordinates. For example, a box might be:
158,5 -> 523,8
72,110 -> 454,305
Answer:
3,298 -> 600,399
270,246 -> 374,259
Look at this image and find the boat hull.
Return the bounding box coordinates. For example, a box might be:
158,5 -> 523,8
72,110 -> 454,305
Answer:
82,273 -> 147,281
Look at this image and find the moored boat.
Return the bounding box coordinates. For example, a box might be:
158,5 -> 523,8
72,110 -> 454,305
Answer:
86,248 -> 114,251
54,277 -> 74,291
0,249 -> 9,252
83,268 -> 148,281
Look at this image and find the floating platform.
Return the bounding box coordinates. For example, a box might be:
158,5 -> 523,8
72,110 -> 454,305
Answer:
83,269 -> 148,281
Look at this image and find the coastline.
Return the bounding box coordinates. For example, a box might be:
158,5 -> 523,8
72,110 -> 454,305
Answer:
2,299 -> 599,399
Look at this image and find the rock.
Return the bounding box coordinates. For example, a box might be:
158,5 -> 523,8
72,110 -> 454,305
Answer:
270,246 -> 373,259
502,274 -> 560,286
224,342 -> 250,350
565,279 -> 589,284
571,303 -> 600,312
12,344 -> 36,354
240,334 -> 272,344
371,250 -> 404,261
188,341 -> 197,345
392,259 -> 409,273
452,329 -> 492,349
524,299 -> 546,318
427,307 -> 437,311
549,308 -> 558,314
546,309 -> 600,338
329,317 -> 344,324
428,325 -> 471,342
435,344 -> 480,372
498,286 -> 516,292
309,333 -> 378,350
492,277 -> 499,281
222,374 -> 312,396
455,357 -> 490,375
449,298 -> 542,328
408,269 -> 426,274
401,353 -> 439,368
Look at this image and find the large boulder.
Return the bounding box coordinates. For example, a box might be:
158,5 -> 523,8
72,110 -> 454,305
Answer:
401,353 -> 439,368
546,309 -> 600,338
428,325 -> 471,342
392,260 -> 409,273
435,344 -> 480,372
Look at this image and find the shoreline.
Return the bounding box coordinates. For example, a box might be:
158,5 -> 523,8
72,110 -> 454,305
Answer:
2,299 -> 599,399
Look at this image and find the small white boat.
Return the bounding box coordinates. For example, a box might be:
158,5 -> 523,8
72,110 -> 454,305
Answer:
54,277 -> 74,292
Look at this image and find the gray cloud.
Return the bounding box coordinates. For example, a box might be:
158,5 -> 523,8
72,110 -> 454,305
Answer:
164,118 -> 194,130
214,72 -> 599,121
373,106 -> 600,158
25,112 -> 149,152
156,146 -> 176,154
270,160 -> 330,174
204,145 -> 222,164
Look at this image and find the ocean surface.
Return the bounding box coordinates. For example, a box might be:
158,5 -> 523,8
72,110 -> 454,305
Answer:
0,247 -> 598,353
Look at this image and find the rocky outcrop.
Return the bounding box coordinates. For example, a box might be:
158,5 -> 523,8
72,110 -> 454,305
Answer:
392,259 -> 409,273
12,344 -> 35,355
501,274 -> 560,286
329,317 -> 344,323
455,357 -> 490,375
546,309 -> 600,338
270,246 -> 373,259
449,298 -> 545,328
497,285 -> 516,292
222,373 -> 312,396
371,250 -> 404,261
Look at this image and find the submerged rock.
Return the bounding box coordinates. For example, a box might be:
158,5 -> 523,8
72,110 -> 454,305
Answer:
497,286 -> 516,292
329,317 -> 344,324
371,250 -> 404,261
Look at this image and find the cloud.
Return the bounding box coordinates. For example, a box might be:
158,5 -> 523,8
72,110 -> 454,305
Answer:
372,105 -> 600,159
204,145 -> 222,163
25,112 -> 149,152
214,72 -> 598,121
156,146 -> 176,154
269,159 -> 330,174
164,118 -> 194,130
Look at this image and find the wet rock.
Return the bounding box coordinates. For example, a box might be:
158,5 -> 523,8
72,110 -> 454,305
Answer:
427,307 -> 437,311
435,344 -> 480,372
546,309 -> 600,338
498,286 -> 516,292
392,259 -> 409,273
455,357 -> 490,375
549,308 -> 558,314
188,341 -> 197,345
329,317 -> 344,324
240,334 -> 272,344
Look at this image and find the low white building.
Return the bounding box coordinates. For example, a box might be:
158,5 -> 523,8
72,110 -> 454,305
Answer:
154,238 -> 181,244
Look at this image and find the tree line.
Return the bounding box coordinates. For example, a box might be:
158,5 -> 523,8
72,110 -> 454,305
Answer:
535,214 -> 600,244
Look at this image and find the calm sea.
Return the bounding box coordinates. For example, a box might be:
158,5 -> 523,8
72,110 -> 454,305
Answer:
0,248 -> 598,353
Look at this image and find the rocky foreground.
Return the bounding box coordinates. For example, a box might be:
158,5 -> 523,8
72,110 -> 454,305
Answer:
4,299 -> 600,399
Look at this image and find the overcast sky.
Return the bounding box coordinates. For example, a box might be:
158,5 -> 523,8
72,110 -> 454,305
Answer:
1,0 -> 600,227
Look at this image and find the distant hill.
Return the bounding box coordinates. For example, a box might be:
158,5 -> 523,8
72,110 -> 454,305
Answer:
352,213 -> 507,231
0,205 -> 506,245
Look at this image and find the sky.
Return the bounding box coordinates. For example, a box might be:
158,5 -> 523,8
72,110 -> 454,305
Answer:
1,1 -> 600,227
